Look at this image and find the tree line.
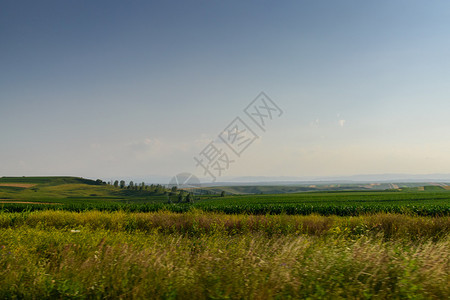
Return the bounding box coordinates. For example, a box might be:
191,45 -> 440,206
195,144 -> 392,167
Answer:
97,179 -> 226,204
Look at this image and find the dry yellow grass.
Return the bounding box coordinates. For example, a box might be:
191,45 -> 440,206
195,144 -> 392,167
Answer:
0,183 -> 36,188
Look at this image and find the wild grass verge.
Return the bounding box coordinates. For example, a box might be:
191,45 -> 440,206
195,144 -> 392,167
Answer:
0,227 -> 448,299
0,210 -> 448,239
1,211 -> 448,299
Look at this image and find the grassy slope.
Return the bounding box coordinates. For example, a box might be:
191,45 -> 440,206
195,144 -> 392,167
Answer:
0,176 -> 167,204
0,176 -> 99,185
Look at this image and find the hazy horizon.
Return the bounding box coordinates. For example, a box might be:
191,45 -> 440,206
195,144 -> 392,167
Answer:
2,1 -> 450,183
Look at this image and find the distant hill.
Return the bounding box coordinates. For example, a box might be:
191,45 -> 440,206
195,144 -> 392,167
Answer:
0,176 -> 168,205
211,173 -> 450,185
202,182 -> 450,195
0,176 -> 102,186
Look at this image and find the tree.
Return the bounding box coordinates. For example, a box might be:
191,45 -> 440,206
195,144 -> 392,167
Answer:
177,193 -> 183,203
186,193 -> 194,203
220,191 -> 225,197
113,180 -> 119,188
155,184 -> 164,194
129,181 -> 134,189
119,180 -> 125,189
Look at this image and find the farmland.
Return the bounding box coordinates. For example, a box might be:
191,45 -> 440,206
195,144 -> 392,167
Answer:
0,177 -> 449,216
0,177 -> 449,299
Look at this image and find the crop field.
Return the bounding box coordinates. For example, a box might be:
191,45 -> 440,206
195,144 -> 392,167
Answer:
194,192 -> 450,216
1,186 -> 449,216
0,177 -> 449,299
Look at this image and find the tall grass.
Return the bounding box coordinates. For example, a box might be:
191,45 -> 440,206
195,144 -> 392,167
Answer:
0,210 -> 448,239
1,211 -> 448,299
0,226 -> 448,299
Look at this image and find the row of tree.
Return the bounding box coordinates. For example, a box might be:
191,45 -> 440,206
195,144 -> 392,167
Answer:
99,179 -> 226,202
101,180 -> 166,193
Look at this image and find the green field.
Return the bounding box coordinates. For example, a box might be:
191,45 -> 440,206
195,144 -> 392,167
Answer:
1,177 -> 449,216
1,177 -> 449,299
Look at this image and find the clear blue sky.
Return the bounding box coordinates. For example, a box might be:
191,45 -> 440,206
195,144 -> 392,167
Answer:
1,1 -> 450,182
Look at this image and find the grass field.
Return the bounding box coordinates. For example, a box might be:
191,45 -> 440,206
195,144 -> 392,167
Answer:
0,177 -> 449,299
1,210 -> 449,299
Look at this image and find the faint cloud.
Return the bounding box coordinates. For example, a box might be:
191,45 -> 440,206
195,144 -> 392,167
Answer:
129,138 -> 162,152
309,118 -> 320,127
338,119 -> 346,127
193,133 -> 215,148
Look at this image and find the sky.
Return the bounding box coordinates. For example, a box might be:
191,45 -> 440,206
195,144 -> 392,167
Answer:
1,1 -> 450,183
